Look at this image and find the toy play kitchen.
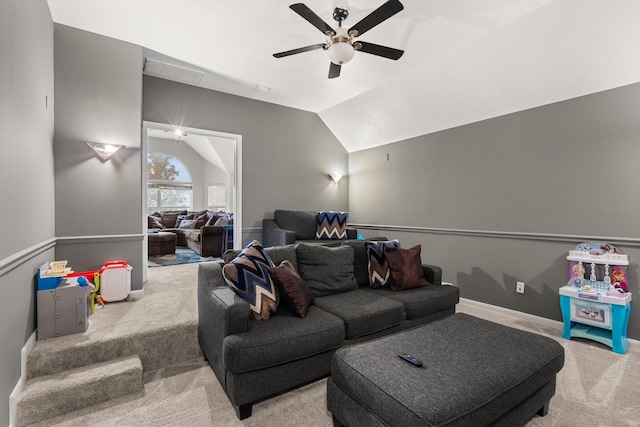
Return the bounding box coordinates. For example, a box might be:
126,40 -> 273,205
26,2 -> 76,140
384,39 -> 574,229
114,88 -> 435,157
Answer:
559,242 -> 631,354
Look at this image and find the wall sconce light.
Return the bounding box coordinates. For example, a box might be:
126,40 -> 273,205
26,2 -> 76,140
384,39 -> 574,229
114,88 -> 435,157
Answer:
87,142 -> 124,161
329,173 -> 343,184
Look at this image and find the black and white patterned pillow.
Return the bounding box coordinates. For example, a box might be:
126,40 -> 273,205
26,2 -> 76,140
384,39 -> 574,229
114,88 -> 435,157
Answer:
365,240 -> 401,288
223,240 -> 279,321
316,211 -> 348,239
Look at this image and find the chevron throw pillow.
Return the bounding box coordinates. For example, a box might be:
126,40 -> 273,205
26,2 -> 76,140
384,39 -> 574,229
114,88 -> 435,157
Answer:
223,240 -> 279,321
316,211 -> 348,240
365,240 -> 401,288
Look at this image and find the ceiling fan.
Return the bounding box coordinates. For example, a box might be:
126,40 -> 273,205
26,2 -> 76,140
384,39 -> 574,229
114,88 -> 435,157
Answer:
273,0 -> 405,78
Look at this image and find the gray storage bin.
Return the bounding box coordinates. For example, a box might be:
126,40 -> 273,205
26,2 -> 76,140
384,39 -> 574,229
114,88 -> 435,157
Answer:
37,285 -> 90,340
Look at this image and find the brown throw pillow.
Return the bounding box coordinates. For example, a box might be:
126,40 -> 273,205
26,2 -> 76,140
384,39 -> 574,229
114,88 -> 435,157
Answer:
195,213 -> 209,228
385,245 -> 430,291
148,215 -> 164,229
268,261 -> 314,318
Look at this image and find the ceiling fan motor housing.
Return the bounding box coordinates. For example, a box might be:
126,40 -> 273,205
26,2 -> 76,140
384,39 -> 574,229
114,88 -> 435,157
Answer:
327,27 -> 354,64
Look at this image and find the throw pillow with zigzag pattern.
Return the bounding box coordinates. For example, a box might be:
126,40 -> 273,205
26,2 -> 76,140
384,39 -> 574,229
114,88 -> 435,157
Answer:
316,211 -> 348,240
223,240 -> 279,321
365,240 -> 401,288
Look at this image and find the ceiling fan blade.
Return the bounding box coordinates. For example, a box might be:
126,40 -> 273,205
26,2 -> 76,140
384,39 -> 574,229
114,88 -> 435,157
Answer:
273,43 -> 327,58
355,41 -> 404,60
290,3 -> 335,36
328,62 -> 341,79
348,0 -> 404,37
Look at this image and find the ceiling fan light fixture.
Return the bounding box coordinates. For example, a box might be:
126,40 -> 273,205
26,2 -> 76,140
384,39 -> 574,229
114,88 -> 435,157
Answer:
327,41 -> 354,65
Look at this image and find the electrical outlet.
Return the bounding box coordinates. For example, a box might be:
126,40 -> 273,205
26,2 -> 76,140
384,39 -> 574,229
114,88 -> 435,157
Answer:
516,281 -> 525,294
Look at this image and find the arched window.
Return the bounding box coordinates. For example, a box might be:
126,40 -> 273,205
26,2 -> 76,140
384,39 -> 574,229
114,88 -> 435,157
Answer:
147,152 -> 193,212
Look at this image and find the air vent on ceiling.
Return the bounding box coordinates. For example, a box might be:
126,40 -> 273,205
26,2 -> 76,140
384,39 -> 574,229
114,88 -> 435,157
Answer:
143,59 -> 205,85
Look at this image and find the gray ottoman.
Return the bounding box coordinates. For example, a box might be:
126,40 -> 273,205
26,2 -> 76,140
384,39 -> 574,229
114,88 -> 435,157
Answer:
327,313 -> 564,427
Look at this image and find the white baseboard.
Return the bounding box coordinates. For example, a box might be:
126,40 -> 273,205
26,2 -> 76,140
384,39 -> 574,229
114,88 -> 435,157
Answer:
459,297 -> 640,350
9,331 -> 36,427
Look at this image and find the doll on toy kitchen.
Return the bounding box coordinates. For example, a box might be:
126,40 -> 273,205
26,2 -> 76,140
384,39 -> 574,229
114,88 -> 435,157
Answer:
568,263 -> 585,287
608,269 -> 629,297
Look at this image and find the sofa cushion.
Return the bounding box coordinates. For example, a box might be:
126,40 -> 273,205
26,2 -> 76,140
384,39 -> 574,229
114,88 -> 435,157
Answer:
314,289 -> 405,339
182,229 -> 201,242
341,241 -> 369,287
222,240 -> 279,321
365,240 -> 401,288
224,244 -> 297,266
274,210 -> 318,240
364,285 -> 460,320
385,245 -> 430,291
316,211 -> 348,240
178,219 -> 198,229
222,305 -> 345,374
268,260 -> 314,318
296,244 -> 358,297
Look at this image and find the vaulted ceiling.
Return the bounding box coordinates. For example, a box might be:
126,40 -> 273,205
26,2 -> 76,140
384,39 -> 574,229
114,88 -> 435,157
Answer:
47,0 -> 640,152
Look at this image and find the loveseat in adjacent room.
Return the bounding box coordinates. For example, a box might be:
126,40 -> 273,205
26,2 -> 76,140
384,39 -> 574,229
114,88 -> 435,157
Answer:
262,210 -> 360,247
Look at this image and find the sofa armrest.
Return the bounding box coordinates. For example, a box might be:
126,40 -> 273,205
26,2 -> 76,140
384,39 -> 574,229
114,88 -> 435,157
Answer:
262,219 -> 296,247
346,227 -> 358,239
199,225 -> 224,236
422,264 -> 442,286
197,262 -> 251,383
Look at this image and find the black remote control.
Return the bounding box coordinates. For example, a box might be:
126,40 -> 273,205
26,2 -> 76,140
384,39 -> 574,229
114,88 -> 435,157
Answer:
398,353 -> 423,367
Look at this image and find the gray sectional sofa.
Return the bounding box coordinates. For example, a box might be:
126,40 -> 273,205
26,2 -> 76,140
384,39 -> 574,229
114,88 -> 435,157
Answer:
197,240 -> 460,419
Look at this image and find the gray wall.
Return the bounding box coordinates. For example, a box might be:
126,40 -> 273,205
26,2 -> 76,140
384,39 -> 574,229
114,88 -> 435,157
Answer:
0,0 -> 55,425
143,76 -> 350,244
349,82 -> 640,340
53,25 -> 144,289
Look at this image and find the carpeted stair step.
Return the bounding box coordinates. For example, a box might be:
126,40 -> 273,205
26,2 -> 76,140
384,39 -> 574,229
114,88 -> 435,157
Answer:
26,322 -> 200,379
16,355 -> 143,426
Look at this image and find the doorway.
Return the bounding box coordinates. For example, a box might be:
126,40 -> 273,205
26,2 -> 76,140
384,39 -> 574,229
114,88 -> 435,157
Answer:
142,121 -> 242,282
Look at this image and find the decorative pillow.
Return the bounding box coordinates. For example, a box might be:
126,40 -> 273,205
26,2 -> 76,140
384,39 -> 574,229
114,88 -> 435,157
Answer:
268,260 -> 314,318
178,219 -> 197,229
148,215 -> 164,229
316,211 -> 348,240
175,213 -> 196,227
222,240 -> 279,321
385,245 -> 430,291
195,213 -> 209,228
365,240 -> 401,288
296,244 -> 357,297
214,214 -> 231,226
205,212 -> 221,226
160,211 -> 186,228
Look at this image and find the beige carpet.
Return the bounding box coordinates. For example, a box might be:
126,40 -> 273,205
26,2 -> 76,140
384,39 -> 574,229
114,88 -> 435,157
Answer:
30,263 -> 640,426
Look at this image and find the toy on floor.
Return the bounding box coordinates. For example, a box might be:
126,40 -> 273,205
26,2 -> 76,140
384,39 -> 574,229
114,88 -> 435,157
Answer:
560,241 -> 632,354
73,272 -> 105,313
92,272 -> 106,311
